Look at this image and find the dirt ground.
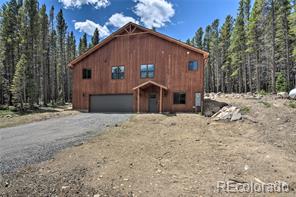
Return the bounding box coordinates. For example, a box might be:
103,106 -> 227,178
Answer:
1,95 -> 296,196
0,105 -> 78,128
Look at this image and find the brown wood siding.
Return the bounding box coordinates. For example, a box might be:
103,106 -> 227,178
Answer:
72,33 -> 204,112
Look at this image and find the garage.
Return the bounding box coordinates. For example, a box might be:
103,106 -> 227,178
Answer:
89,94 -> 133,113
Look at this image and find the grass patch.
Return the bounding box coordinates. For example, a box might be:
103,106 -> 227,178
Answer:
240,106 -> 251,114
0,105 -> 61,118
259,101 -> 271,108
285,101 -> 296,108
0,109 -> 17,117
257,90 -> 268,96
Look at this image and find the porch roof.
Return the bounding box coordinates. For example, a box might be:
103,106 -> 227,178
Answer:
132,80 -> 168,91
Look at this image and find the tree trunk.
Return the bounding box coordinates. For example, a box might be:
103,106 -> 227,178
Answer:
271,0 -> 276,94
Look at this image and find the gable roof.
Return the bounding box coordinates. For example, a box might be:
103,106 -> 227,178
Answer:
68,22 -> 209,68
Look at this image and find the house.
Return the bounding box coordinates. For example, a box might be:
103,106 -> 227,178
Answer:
68,22 -> 209,113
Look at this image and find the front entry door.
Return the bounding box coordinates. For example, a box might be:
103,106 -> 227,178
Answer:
148,94 -> 158,113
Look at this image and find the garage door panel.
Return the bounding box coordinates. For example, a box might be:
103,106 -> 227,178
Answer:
90,94 -> 133,112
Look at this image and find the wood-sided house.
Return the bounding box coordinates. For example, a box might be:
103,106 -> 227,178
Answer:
68,22 -> 208,113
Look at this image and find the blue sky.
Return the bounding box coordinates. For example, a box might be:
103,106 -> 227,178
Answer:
0,0 -> 244,42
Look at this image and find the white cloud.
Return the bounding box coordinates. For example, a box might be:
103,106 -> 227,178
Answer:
133,0 -> 175,28
107,13 -> 139,28
59,0 -> 110,9
74,20 -> 110,37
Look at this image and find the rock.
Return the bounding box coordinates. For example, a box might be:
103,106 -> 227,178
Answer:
204,99 -> 229,117
94,194 -> 101,197
277,92 -> 289,99
5,181 -> 10,187
73,142 -> 84,147
212,106 -> 242,121
289,88 -> 296,99
61,186 -> 70,190
231,110 -> 242,121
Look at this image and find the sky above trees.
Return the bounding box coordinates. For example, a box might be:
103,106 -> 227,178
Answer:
0,0 -> 242,41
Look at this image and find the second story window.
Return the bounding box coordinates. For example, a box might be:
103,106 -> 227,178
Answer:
112,66 -> 125,79
188,60 -> 199,71
140,64 -> 155,79
82,68 -> 92,79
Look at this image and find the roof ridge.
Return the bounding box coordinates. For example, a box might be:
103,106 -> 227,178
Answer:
69,22 -> 208,67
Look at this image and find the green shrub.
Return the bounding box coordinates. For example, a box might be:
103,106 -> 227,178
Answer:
276,72 -> 288,92
257,90 -> 267,96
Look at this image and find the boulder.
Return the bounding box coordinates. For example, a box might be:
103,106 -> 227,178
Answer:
231,109 -> 242,121
289,88 -> 296,99
203,99 -> 229,117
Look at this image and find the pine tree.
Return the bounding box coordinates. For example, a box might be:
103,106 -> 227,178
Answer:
220,15 -> 234,92
291,0 -> 296,60
10,54 -> 27,110
66,31 -> 76,102
194,27 -> 203,49
246,0 -> 264,92
185,38 -> 191,46
203,25 -> 211,92
0,0 -> 19,104
209,19 -> 220,92
290,0 -> 296,87
91,28 -> 99,47
49,6 -> 58,103
79,33 -> 88,55
56,9 -> 68,103
230,0 -> 246,93
23,0 -> 39,107
275,0 -> 293,89
244,0 -> 251,92
0,38 -> 4,104
38,4 -> 49,105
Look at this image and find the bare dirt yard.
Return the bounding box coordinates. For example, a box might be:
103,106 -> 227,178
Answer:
1,95 -> 296,196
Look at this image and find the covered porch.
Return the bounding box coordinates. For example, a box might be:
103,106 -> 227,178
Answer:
133,81 -> 168,113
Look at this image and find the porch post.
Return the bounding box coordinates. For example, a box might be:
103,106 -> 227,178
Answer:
160,87 -> 163,113
137,88 -> 140,113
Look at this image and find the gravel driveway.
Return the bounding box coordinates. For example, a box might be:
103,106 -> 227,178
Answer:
0,113 -> 132,173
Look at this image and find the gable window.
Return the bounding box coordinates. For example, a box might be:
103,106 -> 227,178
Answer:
188,60 -> 199,71
140,64 -> 155,79
173,92 -> 186,104
112,66 -> 125,79
82,68 -> 92,79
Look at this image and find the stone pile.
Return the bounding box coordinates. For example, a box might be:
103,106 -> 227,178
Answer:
212,106 -> 242,121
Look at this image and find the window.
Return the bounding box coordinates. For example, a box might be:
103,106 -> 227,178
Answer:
188,60 -> 199,71
140,64 -> 155,79
112,66 -> 125,79
82,68 -> 92,79
173,93 -> 186,104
